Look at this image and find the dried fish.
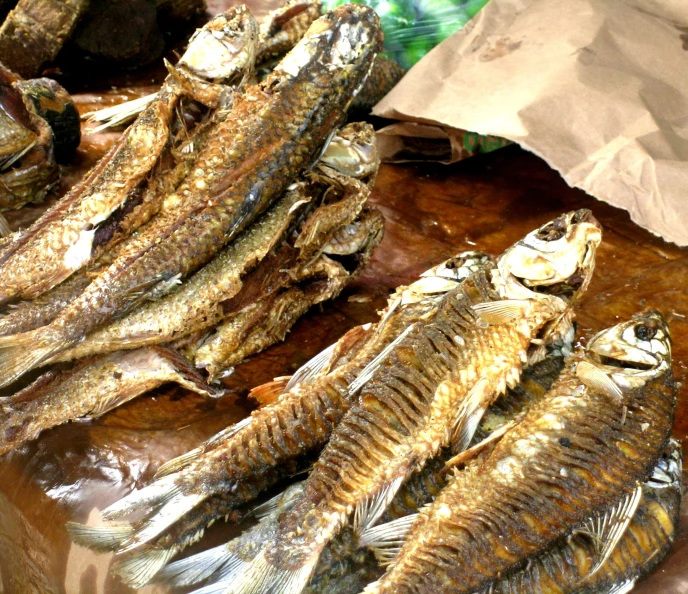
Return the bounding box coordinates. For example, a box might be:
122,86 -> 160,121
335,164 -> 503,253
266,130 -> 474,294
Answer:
0,6 -> 259,305
0,5 -> 382,388
481,439 -> 683,594
0,63 -> 79,209
67,251 -> 498,584
46,122 -> 379,363
0,347 -> 220,455
349,56 -> 405,117
366,310 -> 676,594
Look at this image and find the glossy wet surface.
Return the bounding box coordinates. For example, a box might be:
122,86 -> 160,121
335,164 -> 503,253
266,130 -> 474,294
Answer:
1,4 -> 688,594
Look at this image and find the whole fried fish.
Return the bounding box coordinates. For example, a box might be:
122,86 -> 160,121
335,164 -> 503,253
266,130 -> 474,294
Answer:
0,6 -> 259,305
366,310 -> 676,594
202,211 -> 600,594
0,5 -> 383,388
67,251 -> 498,584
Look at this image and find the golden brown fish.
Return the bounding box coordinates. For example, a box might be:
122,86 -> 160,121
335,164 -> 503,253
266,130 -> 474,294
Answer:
67,251 -> 498,585
0,5 -> 382,388
0,6 -> 259,304
366,310 -> 676,594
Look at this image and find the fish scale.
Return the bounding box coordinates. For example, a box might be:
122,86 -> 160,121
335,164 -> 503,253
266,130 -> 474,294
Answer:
373,335 -> 675,594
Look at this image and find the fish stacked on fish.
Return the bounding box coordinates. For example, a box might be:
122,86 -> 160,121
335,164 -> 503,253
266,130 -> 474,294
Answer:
68,210 -> 615,588
0,6 -> 389,451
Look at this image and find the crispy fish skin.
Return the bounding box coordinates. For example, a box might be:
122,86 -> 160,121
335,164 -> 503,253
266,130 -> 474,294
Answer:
349,56 -> 405,116
0,346 -> 220,455
0,5 -> 383,387
370,310 -> 676,594
0,7 -> 259,304
485,439 -> 682,594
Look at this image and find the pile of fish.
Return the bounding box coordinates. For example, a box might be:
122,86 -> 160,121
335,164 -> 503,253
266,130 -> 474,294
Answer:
66,208 -> 681,594
0,4 -> 392,451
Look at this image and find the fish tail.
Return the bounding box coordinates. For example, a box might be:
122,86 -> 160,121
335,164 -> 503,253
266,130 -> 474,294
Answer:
155,542 -> 241,586
0,328 -> 66,388
101,474 -> 184,520
210,548 -> 318,594
66,522 -> 134,553
111,545 -> 177,588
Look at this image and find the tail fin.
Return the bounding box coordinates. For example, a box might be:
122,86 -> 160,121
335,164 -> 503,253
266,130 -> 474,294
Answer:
119,491 -> 207,552
0,328 -> 66,388
66,522 -> 133,552
156,543 -> 242,586
101,476 -> 179,521
111,545 -> 176,588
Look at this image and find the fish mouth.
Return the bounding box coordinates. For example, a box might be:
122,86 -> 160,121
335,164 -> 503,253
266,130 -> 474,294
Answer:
586,310 -> 670,374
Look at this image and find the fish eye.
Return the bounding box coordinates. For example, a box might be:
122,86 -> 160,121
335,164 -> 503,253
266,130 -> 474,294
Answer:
635,324 -> 656,341
535,219 -> 566,242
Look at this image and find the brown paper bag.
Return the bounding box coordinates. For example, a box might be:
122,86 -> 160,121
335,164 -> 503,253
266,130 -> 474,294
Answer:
374,0 -> 688,246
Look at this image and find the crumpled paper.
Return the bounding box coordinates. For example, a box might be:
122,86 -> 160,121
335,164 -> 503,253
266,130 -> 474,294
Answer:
373,0 -> 688,246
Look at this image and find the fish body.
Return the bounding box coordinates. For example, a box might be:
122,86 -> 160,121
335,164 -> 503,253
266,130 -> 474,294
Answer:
369,310 -> 676,594
0,346 -> 219,454
0,6 -> 259,304
485,439 -> 682,594
0,5 -> 383,387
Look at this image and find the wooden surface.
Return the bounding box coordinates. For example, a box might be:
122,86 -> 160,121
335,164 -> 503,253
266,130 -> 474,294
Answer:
0,5 -> 687,593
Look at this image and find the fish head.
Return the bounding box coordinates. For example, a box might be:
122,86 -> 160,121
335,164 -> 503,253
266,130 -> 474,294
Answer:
496,209 -> 602,303
178,6 -> 259,82
318,122 -> 379,179
585,309 -> 672,392
399,251 -> 496,305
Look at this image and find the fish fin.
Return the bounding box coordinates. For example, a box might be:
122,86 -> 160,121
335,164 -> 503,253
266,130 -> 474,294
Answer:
0,329 -> 66,388
189,582 -> 235,594
358,514 -> 417,566
66,522 -> 133,552
84,93 -> 157,133
354,475 -> 406,533
112,545 -> 177,587
101,476 -> 180,520
155,543 -> 237,586
451,377 -> 492,454
349,325 -> 416,395
208,548 -> 317,594
0,213 -> 10,237
607,580 -> 636,594
153,417 -> 252,480
578,486 -> 643,580
472,300 -> 531,325
119,491 -> 207,552
251,481 -> 305,520
284,341 -> 338,392
445,419 -> 518,470
249,377 -> 291,406
576,360 -> 624,402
